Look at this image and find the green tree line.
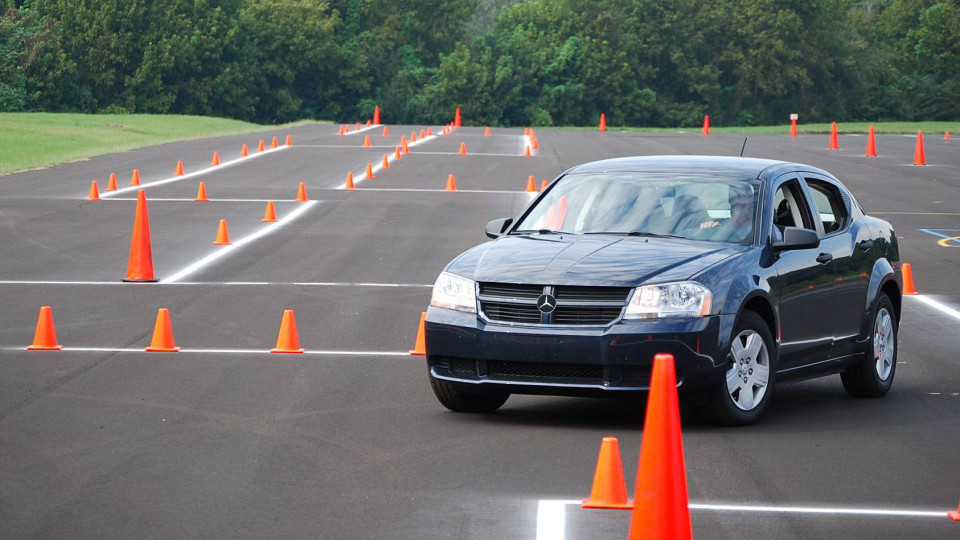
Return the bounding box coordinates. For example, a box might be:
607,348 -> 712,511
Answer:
1,0 -> 958,126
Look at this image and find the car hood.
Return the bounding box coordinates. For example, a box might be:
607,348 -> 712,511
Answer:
446,234 -> 745,286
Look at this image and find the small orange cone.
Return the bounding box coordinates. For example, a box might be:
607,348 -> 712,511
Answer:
599,113 -> 607,132
271,136 -> 278,148
285,134 -> 292,146
262,201 -> 277,222
394,146 -> 403,160
373,105 -> 380,125
145,308 -> 180,352
525,175 -> 537,192
524,127 -> 531,136
866,125 -> 877,157
366,119 -> 371,127
444,174 -> 458,191
702,115 -> 710,135
531,135 -> 540,150
26,306 -> 63,350
458,142 -> 467,155
213,219 -> 232,245
402,137 -> 410,153
365,163 -> 375,179
195,182 -> 209,202
271,309 -> 304,353
913,131 -> 926,165
902,262 -> 918,295
212,151 -> 220,165
175,160 -> 184,176
295,182 -> 309,202
420,129 -> 427,138
945,131 -> 951,141
130,169 -> 141,186
524,145 -> 532,157
409,312 -> 426,355
382,126 -> 389,137
356,122 -> 361,130
627,353 -> 692,539
258,139 -> 265,152
582,437 -> 633,509
107,172 -> 118,191
124,190 -> 156,282
948,493 -> 960,521
86,181 -> 100,201
411,131 -> 418,142
426,127 -> 433,136
344,172 -> 355,190
241,143 -> 249,157
829,121 -> 839,150
541,180 -> 549,191
484,126 -> 491,136
362,135 -> 372,147
454,107 -> 462,127
378,154 -> 388,169
338,125 -> 345,136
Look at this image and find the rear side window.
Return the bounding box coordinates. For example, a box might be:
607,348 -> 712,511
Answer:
805,179 -> 848,235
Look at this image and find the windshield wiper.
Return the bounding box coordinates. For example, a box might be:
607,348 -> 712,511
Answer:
584,231 -> 685,239
509,229 -> 567,235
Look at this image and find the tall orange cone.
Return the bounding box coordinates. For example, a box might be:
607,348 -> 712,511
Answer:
829,121 -> 839,149
484,126 -> 491,136
241,143 -> 249,157
382,153 -> 391,169
373,105 -> 381,125
86,181 -> 100,201
790,118 -> 798,137
866,125 -> 877,157
257,139 -> 265,152
271,136 -> 278,148
175,160 -> 184,176
262,200 -> 277,222
271,309 -> 304,353
458,142 -> 467,155
582,437 -> 633,509
628,353 -> 692,540
130,169 -> 141,186
211,151 -> 220,165
913,131 -> 926,165
454,107 -> 462,127
195,182 -> 209,202
444,174 -> 458,191
702,115 -> 710,135
525,175 -> 537,192
948,493 -> 960,521
365,163 -> 375,179
285,135 -> 292,146
107,172 -> 118,191
409,312 -> 426,355
145,308 -> 179,352
902,262 -> 918,295
26,306 -> 63,350
524,145 -> 532,157
124,190 -> 156,282
382,126 -> 389,136
344,172 -> 356,190
599,113 -> 607,132
362,135 -> 372,147
213,219 -> 232,245
295,182 -> 309,202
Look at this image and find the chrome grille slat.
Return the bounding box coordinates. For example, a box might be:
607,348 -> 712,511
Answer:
479,282 -> 631,325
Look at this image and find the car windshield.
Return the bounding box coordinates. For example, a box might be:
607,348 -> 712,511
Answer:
512,173 -> 759,243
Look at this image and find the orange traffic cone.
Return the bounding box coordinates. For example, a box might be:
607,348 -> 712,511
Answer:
175,160 -> 184,176
541,180 -> 549,191
599,113 -> 607,132
525,175 -> 537,193
382,154 -> 391,169
627,353 -> 692,540
262,200 -> 277,222
913,131 -> 926,165
902,263 -> 918,295
866,125 -> 877,157
213,219 -> 232,245
344,172 -> 356,190
241,143 -> 249,157
124,190 -> 156,282
212,151 -> 220,165
271,310 -> 304,353
394,146 -> 403,160
454,107 -> 462,127
524,127 -> 531,136
945,131 -> 951,141
421,129 -> 427,138
524,145 -> 532,157
356,122 -> 361,130
702,115 -> 710,135
402,137 -> 410,154
373,105 -> 381,125
790,118 -> 798,137
257,139 -> 265,152
382,126 -> 389,137
26,306 -> 63,350
285,134 -> 292,146
145,308 -> 180,352
338,125 -> 345,136
949,493 -> 960,521
409,312 -> 426,355
582,437 -> 633,509
130,169 -> 141,186
195,182 -> 209,202
366,119 -> 371,127
295,182 -> 309,202
362,135 -> 372,148
86,181 -> 100,201
426,127 -> 433,136
365,163 -> 375,179
532,136 -> 540,151
484,126 -> 491,136
829,121 -> 839,150
411,131 -> 418,142
444,174 -> 458,191
458,142 -> 467,155
107,172 -> 118,191
271,136 -> 278,148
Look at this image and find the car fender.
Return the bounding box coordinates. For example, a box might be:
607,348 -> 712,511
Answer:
860,258 -> 898,340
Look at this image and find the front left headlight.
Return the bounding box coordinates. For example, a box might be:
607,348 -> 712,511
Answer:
430,272 -> 477,313
623,281 -> 712,319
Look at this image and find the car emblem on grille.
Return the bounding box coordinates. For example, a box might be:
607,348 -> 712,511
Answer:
536,294 -> 557,313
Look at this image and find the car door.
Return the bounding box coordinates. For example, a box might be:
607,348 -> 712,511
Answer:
800,174 -> 873,357
769,174 -> 836,370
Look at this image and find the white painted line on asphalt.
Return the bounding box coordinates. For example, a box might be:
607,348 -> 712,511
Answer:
0,280 -> 432,287
9,346 -> 409,356
536,500 -> 573,540
335,132 -> 440,189
99,145 -> 291,198
161,200 -> 318,283
907,294 -> 960,322
341,123 -> 382,135
406,151 -> 535,157
105,198 -> 277,202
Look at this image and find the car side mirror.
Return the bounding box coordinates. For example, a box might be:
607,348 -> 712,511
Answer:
485,218 -> 513,239
773,226 -> 820,251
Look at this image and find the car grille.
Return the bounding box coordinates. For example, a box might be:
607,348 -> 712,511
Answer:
478,282 -> 630,325
487,360 -> 603,382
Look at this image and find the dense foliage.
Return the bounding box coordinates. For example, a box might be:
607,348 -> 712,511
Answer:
1,0 -> 958,126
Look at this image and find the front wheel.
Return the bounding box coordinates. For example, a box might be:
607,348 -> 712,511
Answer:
841,293 -> 897,398
429,375 -> 510,413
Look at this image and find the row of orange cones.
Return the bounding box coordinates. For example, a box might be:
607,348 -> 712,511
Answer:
828,122 -> 945,165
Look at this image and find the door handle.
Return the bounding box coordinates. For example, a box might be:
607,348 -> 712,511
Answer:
816,253 -> 833,264
858,239 -> 874,252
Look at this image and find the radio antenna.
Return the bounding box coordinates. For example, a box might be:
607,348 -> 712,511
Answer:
739,137 -> 748,157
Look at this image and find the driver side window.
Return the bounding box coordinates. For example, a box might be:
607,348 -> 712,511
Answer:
772,181 -> 814,241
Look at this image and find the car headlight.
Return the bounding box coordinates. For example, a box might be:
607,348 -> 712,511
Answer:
430,272 -> 477,313
623,281 -> 712,319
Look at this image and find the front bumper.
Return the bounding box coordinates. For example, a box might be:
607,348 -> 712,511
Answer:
425,306 -> 734,395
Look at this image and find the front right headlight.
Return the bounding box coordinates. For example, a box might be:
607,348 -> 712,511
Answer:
623,281 -> 712,319
429,272 -> 477,313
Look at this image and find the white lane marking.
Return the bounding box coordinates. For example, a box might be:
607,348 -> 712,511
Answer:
0,280 -> 431,287
9,347 -> 408,356
341,124 -> 382,135
103,198 -> 277,202
99,145 -> 291,198
907,294 -> 960,322
536,500 -> 574,540
160,201 -> 318,283
523,134 -> 536,156
403,151 -> 535,157
335,133 -> 440,189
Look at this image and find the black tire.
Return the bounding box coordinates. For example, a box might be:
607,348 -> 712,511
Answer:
701,310 -> 777,426
841,293 -> 897,398
429,375 -> 509,413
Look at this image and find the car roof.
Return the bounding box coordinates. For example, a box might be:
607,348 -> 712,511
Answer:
563,155 -> 825,181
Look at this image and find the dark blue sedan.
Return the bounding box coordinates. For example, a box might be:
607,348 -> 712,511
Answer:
424,156 -> 902,425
